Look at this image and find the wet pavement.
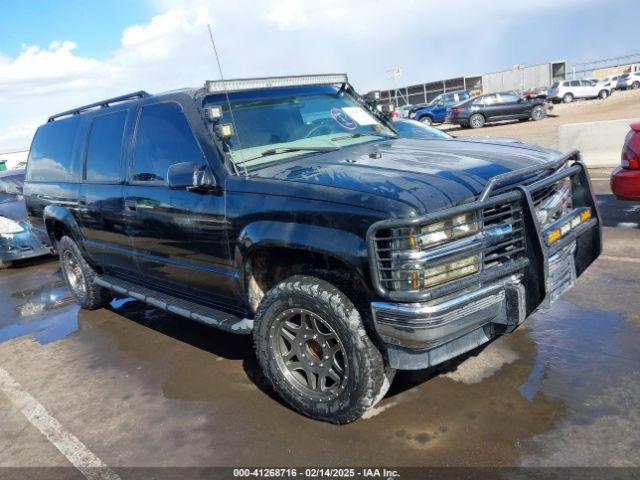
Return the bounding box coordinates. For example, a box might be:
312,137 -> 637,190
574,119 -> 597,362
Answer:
0,175 -> 639,469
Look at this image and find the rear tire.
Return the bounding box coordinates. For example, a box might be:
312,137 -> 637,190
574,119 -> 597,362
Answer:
562,92 -> 574,103
419,116 -> 433,126
469,113 -> 485,129
632,81 -> 640,90
58,236 -> 111,310
598,89 -> 609,99
253,275 -> 394,424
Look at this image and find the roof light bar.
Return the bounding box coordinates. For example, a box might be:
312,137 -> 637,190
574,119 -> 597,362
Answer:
205,74 -> 348,94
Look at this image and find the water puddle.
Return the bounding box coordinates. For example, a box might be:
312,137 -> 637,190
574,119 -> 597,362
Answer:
0,267 -> 78,345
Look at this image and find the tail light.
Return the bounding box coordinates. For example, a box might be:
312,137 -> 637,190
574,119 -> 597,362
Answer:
452,107 -> 462,113
621,130 -> 640,169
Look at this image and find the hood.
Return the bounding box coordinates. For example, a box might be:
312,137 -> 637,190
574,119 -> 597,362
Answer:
251,137 -> 559,214
0,196 -> 28,222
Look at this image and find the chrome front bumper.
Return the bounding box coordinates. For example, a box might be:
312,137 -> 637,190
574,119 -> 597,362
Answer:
372,277 -> 526,369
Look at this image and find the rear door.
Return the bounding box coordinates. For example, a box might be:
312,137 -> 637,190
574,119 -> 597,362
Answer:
496,91 -> 529,119
124,100 -> 235,305
478,94 -> 500,120
77,107 -> 135,273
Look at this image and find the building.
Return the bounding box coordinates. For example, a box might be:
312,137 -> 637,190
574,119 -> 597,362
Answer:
378,60 -> 566,106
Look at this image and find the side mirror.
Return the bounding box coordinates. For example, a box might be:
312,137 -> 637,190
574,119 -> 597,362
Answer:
167,162 -> 215,192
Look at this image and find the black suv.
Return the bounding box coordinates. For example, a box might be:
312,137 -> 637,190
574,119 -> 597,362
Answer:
24,74 -> 601,423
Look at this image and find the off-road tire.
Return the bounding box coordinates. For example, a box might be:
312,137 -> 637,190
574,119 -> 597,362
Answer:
469,113 -> 485,129
598,89 -> 609,99
58,236 -> 111,310
562,92 -> 574,103
253,275 -> 394,423
419,116 -> 433,126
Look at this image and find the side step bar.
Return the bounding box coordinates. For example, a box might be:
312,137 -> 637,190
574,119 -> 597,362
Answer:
95,275 -> 253,334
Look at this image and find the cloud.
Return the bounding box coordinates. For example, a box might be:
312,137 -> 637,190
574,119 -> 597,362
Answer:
0,0 -> 609,150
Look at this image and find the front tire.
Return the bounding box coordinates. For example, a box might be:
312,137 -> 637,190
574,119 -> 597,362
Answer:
469,113 -> 485,129
531,105 -> 546,121
562,92 -> 574,103
632,81 -> 640,90
419,116 -> 433,126
598,89 -> 609,99
58,236 -> 111,310
253,275 -> 394,423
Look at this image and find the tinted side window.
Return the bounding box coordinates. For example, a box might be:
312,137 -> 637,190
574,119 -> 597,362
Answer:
132,103 -> 203,183
498,92 -> 520,103
26,117 -> 81,182
482,94 -> 498,105
85,111 -> 127,182
570,80 -> 580,87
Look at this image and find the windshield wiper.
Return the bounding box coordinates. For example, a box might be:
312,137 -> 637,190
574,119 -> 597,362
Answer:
330,132 -> 397,141
235,146 -> 340,166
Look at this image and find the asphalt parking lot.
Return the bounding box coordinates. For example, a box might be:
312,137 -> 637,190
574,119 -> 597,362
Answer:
0,173 -> 638,473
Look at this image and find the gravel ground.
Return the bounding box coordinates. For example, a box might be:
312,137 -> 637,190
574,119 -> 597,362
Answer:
442,88 -> 640,150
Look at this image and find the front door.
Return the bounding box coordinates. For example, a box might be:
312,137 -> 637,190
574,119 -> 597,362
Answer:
125,101 -> 235,307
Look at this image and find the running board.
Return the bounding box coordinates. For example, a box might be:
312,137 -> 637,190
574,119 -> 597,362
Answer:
94,275 -> 253,334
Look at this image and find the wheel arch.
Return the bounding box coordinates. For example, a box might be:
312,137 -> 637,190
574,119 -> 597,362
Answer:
43,206 -> 84,251
235,221 -> 371,313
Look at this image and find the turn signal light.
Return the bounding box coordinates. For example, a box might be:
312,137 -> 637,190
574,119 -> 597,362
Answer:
547,209 -> 592,245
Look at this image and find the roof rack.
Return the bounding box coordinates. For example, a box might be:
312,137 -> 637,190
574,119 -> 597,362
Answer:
47,91 -> 150,122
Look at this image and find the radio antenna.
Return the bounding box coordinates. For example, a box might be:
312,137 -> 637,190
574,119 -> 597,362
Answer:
207,24 -> 245,174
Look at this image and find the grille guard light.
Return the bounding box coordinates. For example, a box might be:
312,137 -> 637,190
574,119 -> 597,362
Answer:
205,74 -> 348,94
546,208 -> 591,245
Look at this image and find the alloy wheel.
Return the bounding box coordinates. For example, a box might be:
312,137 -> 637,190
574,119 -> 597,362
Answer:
270,308 -> 349,400
62,250 -> 86,298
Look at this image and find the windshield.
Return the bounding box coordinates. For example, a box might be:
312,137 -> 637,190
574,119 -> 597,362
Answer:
393,119 -> 452,140
206,86 -> 397,169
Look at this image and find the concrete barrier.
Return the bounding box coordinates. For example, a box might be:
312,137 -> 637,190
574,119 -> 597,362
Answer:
558,118 -> 639,167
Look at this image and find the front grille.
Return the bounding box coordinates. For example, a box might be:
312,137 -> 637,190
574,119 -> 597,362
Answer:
482,200 -> 526,269
371,193 -> 527,296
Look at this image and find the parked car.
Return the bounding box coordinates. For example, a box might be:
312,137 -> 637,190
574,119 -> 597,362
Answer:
447,91 -> 548,129
523,86 -> 548,99
611,121 -> 640,200
0,169 -> 51,268
24,75 -> 601,423
408,90 -> 470,125
616,72 -> 640,90
598,75 -> 621,91
392,118 -> 452,139
396,104 -> 414,118
547,79 -> 611,103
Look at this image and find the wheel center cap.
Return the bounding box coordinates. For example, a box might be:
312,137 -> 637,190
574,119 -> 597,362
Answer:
306,339 -> 323,360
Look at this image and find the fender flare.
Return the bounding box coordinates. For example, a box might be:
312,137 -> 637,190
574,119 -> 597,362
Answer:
43,205 -> 84,249
235,221 -> 369,293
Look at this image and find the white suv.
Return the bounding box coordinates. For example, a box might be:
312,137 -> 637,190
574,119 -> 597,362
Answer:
616,72 -> 640,90
547,79 -> 611,103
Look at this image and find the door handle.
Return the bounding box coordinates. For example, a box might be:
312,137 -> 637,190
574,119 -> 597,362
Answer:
124,199 -> 137,211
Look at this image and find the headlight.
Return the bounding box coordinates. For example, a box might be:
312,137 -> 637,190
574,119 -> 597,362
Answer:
388,213 -> 480,291
0,216 -> 25,234
419,213 -> 478,248
389,254 -> 480,291
409,112 -> 416,118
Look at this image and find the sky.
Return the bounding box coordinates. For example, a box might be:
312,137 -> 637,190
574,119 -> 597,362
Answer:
1,0 -> 638,150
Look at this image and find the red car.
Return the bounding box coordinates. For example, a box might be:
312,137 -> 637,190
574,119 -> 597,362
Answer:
611,122 -> 640,200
